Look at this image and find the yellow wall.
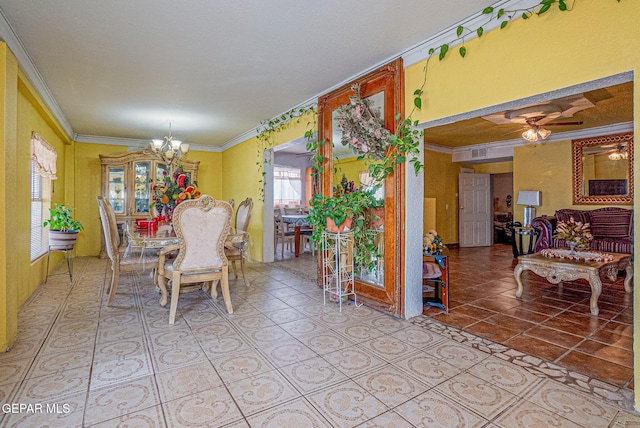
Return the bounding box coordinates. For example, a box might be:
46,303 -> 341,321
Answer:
423,150 -> 459,244
72,142 -> 224,257
2,0 -> 640,405
333,157 -> 368,191
405,0 -> 640,406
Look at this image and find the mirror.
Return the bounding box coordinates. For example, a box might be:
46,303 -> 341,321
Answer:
573,133 -> 633,205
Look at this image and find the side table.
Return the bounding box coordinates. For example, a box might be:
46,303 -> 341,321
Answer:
512,226 -> 538,258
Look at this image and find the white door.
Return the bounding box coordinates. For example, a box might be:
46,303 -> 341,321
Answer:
458,173 -> 492,247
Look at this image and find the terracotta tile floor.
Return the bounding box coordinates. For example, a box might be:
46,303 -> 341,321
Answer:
423,244 -> 635,390
0,249 -> 638,427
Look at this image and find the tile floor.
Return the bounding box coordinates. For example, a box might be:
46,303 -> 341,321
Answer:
423,244 -> 634,390
0,249 -> 638,427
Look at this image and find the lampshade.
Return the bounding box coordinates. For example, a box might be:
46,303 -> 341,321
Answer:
516,190 -> 541,207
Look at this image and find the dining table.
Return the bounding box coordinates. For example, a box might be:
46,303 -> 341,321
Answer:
281,213 -> 310,257
124,220 -> 248,263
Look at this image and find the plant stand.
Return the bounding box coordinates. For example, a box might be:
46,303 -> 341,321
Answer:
45,245 -> 74,283
321,231 -> 360,311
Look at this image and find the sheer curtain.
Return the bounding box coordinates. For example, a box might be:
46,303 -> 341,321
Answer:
274,165 -> 302,207
31,132 -> 56,260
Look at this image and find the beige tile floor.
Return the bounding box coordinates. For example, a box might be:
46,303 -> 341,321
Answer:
1,254 -> 639,427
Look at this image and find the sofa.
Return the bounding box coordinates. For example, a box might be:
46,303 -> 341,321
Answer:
532,207 -> 633,255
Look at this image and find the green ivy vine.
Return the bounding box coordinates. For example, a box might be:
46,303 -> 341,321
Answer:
255,105 -> 317,200
257,0 -> 621,199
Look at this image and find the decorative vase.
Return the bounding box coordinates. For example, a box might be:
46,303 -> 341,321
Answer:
569,242 -> 578,255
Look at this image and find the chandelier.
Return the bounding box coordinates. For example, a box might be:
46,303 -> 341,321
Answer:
150,123 -> 189,165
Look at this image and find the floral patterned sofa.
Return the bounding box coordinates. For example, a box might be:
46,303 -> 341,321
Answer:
532,207 -> 633,255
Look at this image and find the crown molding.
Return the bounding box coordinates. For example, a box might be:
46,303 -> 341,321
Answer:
74,134 -> 222,153
430,121 -> 635,164
0,9 -> 74,139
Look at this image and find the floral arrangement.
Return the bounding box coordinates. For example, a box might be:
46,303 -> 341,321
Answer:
335,84 -> 391,160
152,167 -> 200,218
423,230 -> 447,255
553,216 -> 593,249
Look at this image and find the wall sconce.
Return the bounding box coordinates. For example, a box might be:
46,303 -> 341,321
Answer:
517,190 -> 541,227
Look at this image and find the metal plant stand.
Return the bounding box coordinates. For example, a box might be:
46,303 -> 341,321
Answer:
321,231 -> 360,311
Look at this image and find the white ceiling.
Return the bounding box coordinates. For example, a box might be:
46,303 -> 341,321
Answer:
0,0 -> 497,150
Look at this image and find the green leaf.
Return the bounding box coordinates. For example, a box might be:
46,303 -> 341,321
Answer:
395,113 -> 402,120
522,12 -> 529,19
438,44 -> 449,60
559,0 -> 567,10
538,3 -> 552,14
477,27 -> 484,37
414,97 -> 422,109
459,46 -> 467,58
497,8 -> 504,19
500,20 -> 508,29
413,89 -> 423,96
456,25 -> 464,37
482,6 -> 494,14
428,48 -> 435,55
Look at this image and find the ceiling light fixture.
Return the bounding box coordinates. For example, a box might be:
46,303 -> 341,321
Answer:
608,143 -> 628,160
150,123 -> 189,166
522,119 -> 551,143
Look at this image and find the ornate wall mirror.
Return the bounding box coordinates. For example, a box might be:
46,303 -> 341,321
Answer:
573,132 -> 633,205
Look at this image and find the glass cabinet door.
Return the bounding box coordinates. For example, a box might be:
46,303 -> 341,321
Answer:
134,162 -> 151,214
156,163 -> 169,185
107,167 -> 126,214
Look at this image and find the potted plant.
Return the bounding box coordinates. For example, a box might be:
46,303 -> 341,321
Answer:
43,204 -> 84,250
308,187 -> 382,272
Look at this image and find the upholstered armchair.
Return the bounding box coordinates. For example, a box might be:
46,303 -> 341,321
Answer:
156,195 -> 233,324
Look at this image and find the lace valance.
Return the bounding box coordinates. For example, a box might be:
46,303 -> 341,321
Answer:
31,132 -> 57,179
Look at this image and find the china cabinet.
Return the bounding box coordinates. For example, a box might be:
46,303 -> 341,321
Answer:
99,149 -> 199,255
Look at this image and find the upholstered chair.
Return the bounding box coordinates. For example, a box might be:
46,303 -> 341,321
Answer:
156,195 -> 233,324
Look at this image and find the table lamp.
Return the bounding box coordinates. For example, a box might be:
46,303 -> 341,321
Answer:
517,190 -> 541,228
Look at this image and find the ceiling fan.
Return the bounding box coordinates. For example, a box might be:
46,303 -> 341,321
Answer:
520,116 -> 584,143
481,95 -> 593,143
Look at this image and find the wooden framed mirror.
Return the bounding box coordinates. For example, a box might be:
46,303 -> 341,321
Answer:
317,58 -> 404,315
572,132 -> 633,205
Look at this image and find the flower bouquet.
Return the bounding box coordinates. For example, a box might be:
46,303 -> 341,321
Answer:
151,167 -> 200,219
423,230 -> 446,255
553,216 -> 593,250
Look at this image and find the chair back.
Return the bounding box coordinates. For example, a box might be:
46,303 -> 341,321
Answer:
172,195 -> 232,271
97,196 -> 119,261
235,197 -> 253,233
274,209 -> 287,236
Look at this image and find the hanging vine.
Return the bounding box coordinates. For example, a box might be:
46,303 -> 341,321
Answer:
256,0 -> 621,198
255,105 -> 317,201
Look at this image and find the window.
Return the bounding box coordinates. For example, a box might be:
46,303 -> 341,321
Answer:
30,133 -> 56,261
273,165 -> 302,207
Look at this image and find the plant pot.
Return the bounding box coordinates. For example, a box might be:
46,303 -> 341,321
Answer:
326,216 -> 353,233
49,230 -> 79,251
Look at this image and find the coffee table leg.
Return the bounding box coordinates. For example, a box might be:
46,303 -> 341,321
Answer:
587,272 -> 602,316
514,263 -> 525,298
624,263 -> 633,293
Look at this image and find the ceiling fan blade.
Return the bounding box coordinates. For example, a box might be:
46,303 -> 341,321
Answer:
544,121 -> 584,126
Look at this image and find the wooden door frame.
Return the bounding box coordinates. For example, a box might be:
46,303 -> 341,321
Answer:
317,58 -> 405,316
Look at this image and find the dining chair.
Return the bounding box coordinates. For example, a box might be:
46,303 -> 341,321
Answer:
274,209 -> 296,257
97,196 -> 160,306
156,195 -> 233,324
224,197 -> 253,287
